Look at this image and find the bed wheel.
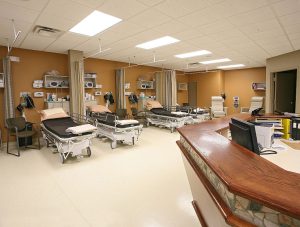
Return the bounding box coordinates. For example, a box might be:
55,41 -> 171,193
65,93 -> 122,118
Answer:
46,140 -> 50,147
87,147 -> 91,157
59,153 -> 65,164
111,141 -> 117,149
171,127 -> 175,133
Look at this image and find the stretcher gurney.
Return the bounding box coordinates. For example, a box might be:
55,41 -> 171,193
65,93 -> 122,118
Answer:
90,112 -> 143,149
146,107 -> 192,133
176,106 -> 210,124
40,109 -> 97,163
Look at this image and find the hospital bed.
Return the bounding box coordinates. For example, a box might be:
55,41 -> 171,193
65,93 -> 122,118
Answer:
145,101 -> 192,132
87,105 -> 143,149
175,106 -> 210,124
40,108 -> 97,163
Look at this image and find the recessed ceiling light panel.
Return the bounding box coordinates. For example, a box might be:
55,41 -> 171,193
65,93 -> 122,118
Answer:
200,58 -> 231,64
217,64 -> 245,69
175,50 -> 211,58
70,10 -> 122,36
136,36 -> 180,49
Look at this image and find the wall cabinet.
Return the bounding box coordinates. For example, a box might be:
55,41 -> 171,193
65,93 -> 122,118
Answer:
136,80 -> 155,89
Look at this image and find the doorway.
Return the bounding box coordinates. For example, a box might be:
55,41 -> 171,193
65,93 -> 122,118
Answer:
273,69 -> 297,113
188,82 -> 197,107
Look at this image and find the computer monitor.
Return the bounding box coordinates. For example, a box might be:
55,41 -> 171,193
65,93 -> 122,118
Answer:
229,118 -> 260,155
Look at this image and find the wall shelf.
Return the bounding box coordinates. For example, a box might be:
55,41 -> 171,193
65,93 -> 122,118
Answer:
178,82 -> 188,91
84,73 -> 97,88
44,74 -> 69,88
136,80 -> 155,89
252,82 -> 266,91
0,73 -> 4,88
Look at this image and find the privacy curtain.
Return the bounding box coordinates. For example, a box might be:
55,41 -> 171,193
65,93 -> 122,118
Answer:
155,70 -> 177,107
68,50 -> 85,116
115,69 -> 126,109
3,57 -> 15,122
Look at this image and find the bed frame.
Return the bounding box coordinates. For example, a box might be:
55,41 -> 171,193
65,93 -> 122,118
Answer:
89,113 -> 143,149
40,113 -> 97,163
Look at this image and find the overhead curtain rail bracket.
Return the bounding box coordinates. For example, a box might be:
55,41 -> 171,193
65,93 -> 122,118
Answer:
83,39 -> 111,59
7,19 -> 21,56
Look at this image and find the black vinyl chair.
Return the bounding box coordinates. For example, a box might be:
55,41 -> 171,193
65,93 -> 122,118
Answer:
6,117 -> 41,156
116,109 -> 128,120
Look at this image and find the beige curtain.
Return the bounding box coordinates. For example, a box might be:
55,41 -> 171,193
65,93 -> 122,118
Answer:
68,50 -> 84,116
3,57 -> 15,122
155,70 -> 177,107
116,69 -> 126,109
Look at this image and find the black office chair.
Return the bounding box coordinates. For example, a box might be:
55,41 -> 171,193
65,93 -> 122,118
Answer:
6,117 -> 41,156
116,109 -> 128,120
130,107 -> 146,126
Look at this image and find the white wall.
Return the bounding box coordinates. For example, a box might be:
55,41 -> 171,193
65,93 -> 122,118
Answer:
266,50 -> 300,113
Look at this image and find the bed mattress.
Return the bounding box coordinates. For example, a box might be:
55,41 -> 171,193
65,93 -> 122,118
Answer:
92,113 -> 140,128
42,117 -> 92,138
150,108 -> 186,118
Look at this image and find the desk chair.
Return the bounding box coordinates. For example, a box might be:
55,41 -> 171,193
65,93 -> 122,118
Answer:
116,109 -> 128,120
131,107 -> 146,125
6,117 -> 41,156
210,96 -> 227,118
241,96 -> 264,113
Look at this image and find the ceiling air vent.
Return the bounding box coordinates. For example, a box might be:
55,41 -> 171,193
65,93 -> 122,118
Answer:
33,25 -> 62,38
188,62 -> 201,67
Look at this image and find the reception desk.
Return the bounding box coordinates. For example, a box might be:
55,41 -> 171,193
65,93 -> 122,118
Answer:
177,113 -> 300,227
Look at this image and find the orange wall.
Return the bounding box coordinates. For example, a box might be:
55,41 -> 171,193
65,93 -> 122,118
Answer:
0,47 -> 189,141
188,71 -> 224,108
176,73 -> 189,105
223,67 -> 266,115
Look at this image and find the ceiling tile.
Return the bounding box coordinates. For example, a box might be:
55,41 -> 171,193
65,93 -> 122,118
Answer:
272,0 -> 300,17
0,17 -> 33,47
20,33 -> 56,51
279,11 -> 300,26
1,0 -> 49,11
137,0 -> 165,7
42,0 -> 94,22
152,20 -> 189,35
177,7 -> 222,27
36,13 -> 77,31
0,1 -> 40,23
228,6 -> 276,27
46,32 -> 89,53
127,8 -> 171,28
71,0 -> 106,8
106,21 -> 147,40
198,20 -> 235,35
97,0 -> 147,19
154,0 -> 209,18
291,38 -> 300,49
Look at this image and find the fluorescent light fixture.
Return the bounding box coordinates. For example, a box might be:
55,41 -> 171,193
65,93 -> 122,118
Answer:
217,64 -> 245,69
200,58 -> 231,64
175,50 -> 211,58
70,11 -> 122,36
136,36 -> 180,49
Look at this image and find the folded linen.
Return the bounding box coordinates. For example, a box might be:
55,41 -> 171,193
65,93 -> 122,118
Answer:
115,119 -> 139,125
171,111 -> 188,116
66,124 -> 97,134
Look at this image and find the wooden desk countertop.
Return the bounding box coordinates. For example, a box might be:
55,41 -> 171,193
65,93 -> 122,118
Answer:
177,113 -> 300,220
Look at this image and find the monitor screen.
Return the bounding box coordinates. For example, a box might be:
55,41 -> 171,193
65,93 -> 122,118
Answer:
229,118 -> 260,155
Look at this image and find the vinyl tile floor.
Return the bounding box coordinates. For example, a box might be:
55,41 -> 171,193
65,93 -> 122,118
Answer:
0,126 -> 200,227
